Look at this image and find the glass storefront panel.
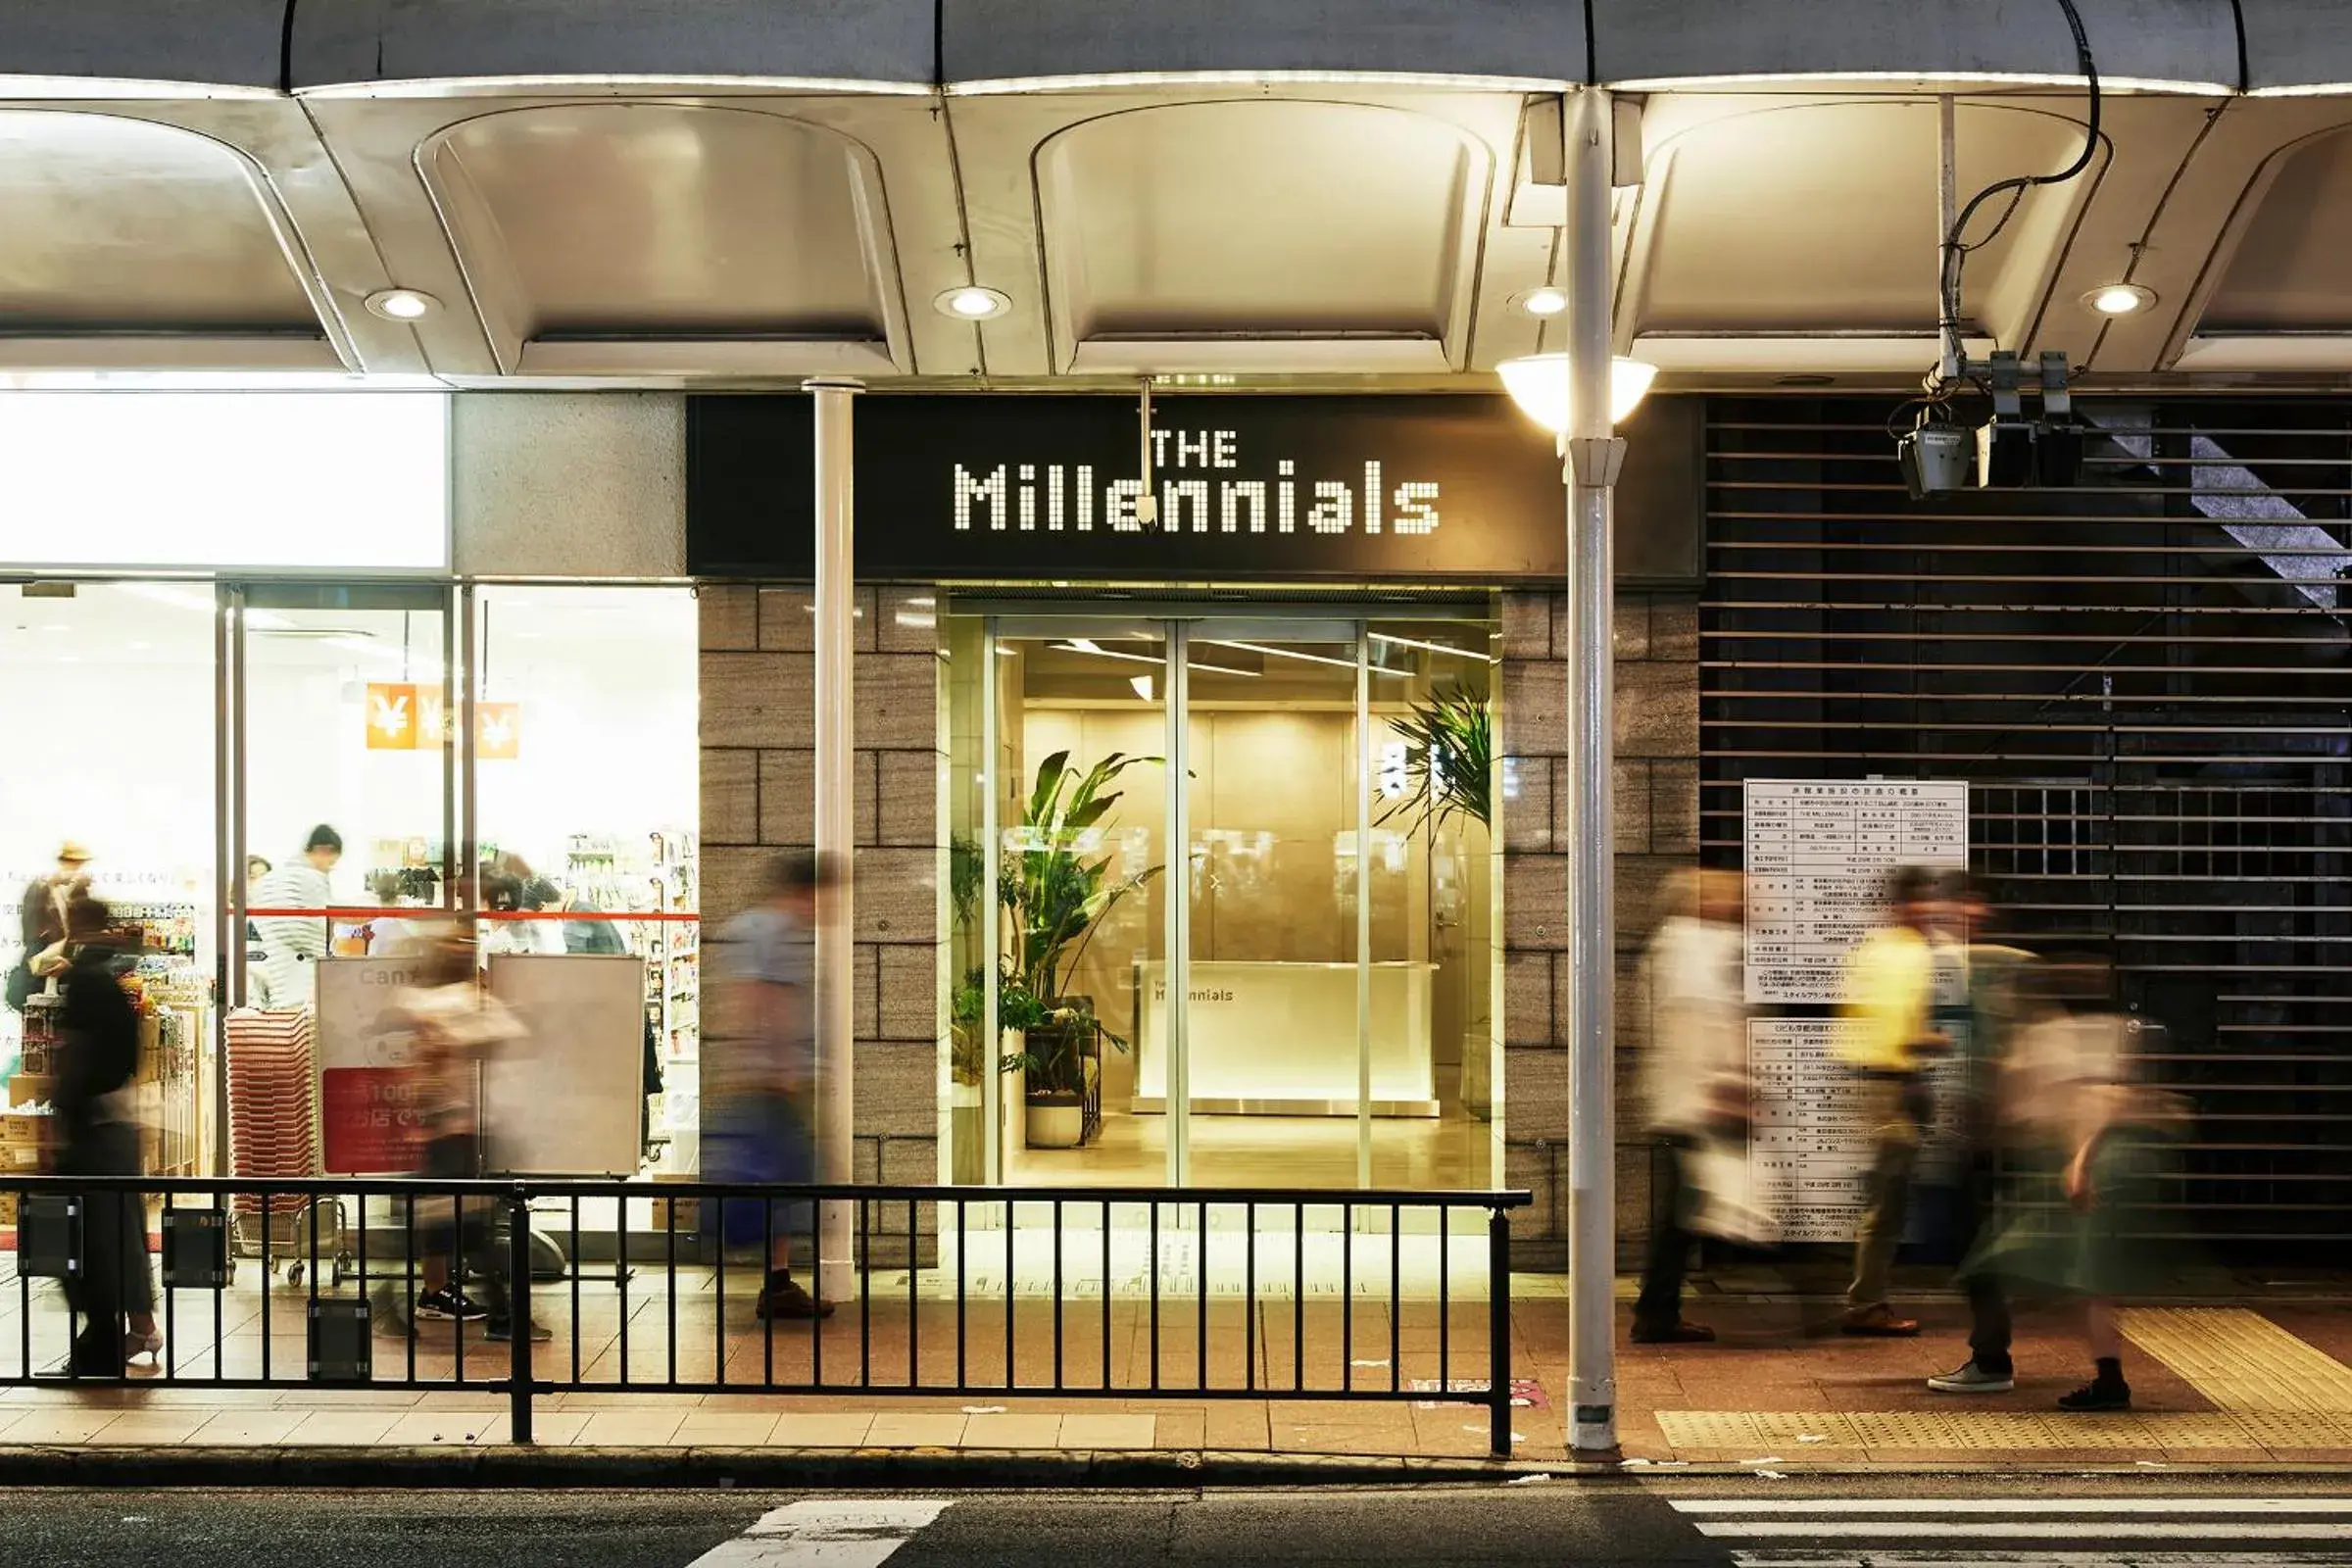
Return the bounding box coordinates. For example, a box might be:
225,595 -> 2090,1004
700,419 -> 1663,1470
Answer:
0,581 -> 219,1177
471,585 -> 700,1177
994,622 -> 1175,1189
1178,624 -> 1368,1191
1367,620 -> 1500,1194
239,585 -> 452,1007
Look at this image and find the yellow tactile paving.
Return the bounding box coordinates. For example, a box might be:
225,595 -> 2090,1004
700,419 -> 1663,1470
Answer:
1654,1409 -> 2352,1451
2121,1306 -> 2352,1414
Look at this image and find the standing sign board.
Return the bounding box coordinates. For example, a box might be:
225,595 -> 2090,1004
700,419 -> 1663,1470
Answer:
316,955 -> 433,1176
1740,780 -> 1971,1244
483,954 -> 644,1177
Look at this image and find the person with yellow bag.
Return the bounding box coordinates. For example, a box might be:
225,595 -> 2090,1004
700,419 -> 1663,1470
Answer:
1838,864 -> 1954,1336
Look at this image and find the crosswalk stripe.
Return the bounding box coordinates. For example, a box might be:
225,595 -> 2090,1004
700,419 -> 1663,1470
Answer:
1676,1498 -> 2352,1516
1698,1523 -> 2352,1541
687,1499 -> 952,1567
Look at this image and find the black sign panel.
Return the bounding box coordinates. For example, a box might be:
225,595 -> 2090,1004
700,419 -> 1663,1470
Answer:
689,393 -> 1590,583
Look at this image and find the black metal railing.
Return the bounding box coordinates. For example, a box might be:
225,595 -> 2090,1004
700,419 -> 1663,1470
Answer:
1,1176 -> 1531,1455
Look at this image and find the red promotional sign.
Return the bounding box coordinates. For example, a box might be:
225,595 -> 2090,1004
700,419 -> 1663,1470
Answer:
320,1066 -> 427,1176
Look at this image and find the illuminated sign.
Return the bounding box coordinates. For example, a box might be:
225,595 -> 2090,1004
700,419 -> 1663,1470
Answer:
688,394 -> 1579,582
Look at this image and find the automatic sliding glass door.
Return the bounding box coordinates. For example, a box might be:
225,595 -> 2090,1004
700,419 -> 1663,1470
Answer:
1175,619 -> 1375,1192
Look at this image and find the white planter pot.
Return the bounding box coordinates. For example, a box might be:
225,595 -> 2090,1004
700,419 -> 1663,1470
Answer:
1024,1099 -> 1085,1150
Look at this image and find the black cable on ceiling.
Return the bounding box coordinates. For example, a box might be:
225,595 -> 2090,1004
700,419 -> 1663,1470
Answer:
1938,0 -> 2103,363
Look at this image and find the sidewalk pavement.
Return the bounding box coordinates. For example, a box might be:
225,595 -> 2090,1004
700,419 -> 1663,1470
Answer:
4,1274 -> 2352,1473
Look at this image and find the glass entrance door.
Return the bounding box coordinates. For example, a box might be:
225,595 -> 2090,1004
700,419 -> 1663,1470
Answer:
231,582 -> 458,1010
950,604 -> 1498,1196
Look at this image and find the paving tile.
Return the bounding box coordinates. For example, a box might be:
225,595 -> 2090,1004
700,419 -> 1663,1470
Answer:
4,1410 -> 122,1445
376,1411 -> 511,1446
87,1411 -> 213,1446
764,1413 -> 874,1447
186,1410 -> 308,1446
1055,1413 -> 1156,1450
671,1413 -> 782,1446
569,1409 -> 686,1446
864,1412 -> 968,1447
958,1413 -> 1063,1449
285,1411 -> 402,1446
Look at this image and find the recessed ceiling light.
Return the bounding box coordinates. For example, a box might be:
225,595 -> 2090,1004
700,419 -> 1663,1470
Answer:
365,288 -> 439,322
1510,287 -> 1570,318
2083,283 -> 2156,317
934,285 -> 1012,321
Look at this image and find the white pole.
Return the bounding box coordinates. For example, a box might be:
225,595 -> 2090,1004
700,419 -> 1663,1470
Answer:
1937,94 -> 1961,385
808,375 -> 861,1302
1564,85 -> 1627,1455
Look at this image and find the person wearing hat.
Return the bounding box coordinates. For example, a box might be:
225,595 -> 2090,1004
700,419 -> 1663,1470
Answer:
8,840 -> 91,1012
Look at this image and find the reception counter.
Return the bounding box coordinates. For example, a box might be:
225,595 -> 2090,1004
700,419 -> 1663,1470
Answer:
1130,958 -> 1437,1117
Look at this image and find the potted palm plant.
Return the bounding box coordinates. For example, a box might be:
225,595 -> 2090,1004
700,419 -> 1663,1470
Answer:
996,749 -> 1162,1149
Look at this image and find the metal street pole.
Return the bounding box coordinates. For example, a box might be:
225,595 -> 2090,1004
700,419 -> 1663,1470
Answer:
1564,84 -> 1627,1455
808,375 -> 861,1303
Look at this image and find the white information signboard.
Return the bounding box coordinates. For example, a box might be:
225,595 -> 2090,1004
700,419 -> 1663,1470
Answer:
1742,779 -> 1968,1004
1745,1016 -> 1968,1245
484,954 -> 645,1177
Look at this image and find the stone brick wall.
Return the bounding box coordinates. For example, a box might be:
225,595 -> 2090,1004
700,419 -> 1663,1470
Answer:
1498,588 -> 1701,1269
697,584 -> 946,1216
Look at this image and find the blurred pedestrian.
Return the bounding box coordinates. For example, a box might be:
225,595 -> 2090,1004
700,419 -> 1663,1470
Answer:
1632,868 -> 1753,1345
10,840 -> 91,1012
1937,965 -> 2186,1411
1927,878 -> 2038,1394
707,852 -> 836,1321
50,893 -> 161,1376
253,825 -> 342,1007
394,926 -> 546,1343
1837,864 -> 1953,1337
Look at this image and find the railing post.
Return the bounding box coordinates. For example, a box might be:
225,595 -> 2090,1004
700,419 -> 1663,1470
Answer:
1489,1205 -> 1512,1459
507,1185 -> 533,1445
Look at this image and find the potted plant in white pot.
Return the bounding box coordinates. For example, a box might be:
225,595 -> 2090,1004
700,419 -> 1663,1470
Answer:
996,749 -> 1162,1150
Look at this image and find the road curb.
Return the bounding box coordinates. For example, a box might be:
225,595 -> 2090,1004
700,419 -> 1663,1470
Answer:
0,1445 -> 1528,1490
9,1446 -> 2352,1489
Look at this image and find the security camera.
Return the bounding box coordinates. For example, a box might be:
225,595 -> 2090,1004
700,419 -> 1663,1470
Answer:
1898,422 -> 1972,499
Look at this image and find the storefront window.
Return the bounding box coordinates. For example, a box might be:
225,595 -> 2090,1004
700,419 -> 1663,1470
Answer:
471,586 -> 700,1176
0,581 -> 219,1176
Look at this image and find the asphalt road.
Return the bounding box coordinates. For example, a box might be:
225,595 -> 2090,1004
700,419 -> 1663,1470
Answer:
6,1480 -> 2352,1567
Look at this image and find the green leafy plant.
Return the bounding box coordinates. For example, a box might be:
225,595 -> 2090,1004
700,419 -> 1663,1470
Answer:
1379,688 -> 1493,836
992,749 -> 1164,1096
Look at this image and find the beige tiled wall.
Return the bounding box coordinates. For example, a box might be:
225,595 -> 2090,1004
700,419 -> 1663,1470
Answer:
698,583 -> 946,1242
1498,588 -> 1701,1268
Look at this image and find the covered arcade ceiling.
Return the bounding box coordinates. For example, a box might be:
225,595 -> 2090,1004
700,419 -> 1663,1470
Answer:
5,0 -> 2352,390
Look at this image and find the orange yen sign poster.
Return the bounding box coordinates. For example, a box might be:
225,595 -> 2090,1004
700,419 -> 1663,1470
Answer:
368,686 -> 518,758
476,703 -> 521,760
366,683 -> 418,750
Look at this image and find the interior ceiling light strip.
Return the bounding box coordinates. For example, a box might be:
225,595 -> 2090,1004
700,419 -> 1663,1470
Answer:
1053,639 -> 1260,677
295,74 -> 935,99
1203,638 -> 1409,675
1368,631 -> 1495,662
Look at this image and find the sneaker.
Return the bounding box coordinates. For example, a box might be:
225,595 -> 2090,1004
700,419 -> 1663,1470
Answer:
2057,1378 -> 2131,1412
756,1274 -> 835,1321
1928,1359 -> 2016,1394
1840,1303 -> 1922,1338
1630,1318 -> 1717,1345
415,1287 -> 487,1322
484,1317 -> 554,1344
